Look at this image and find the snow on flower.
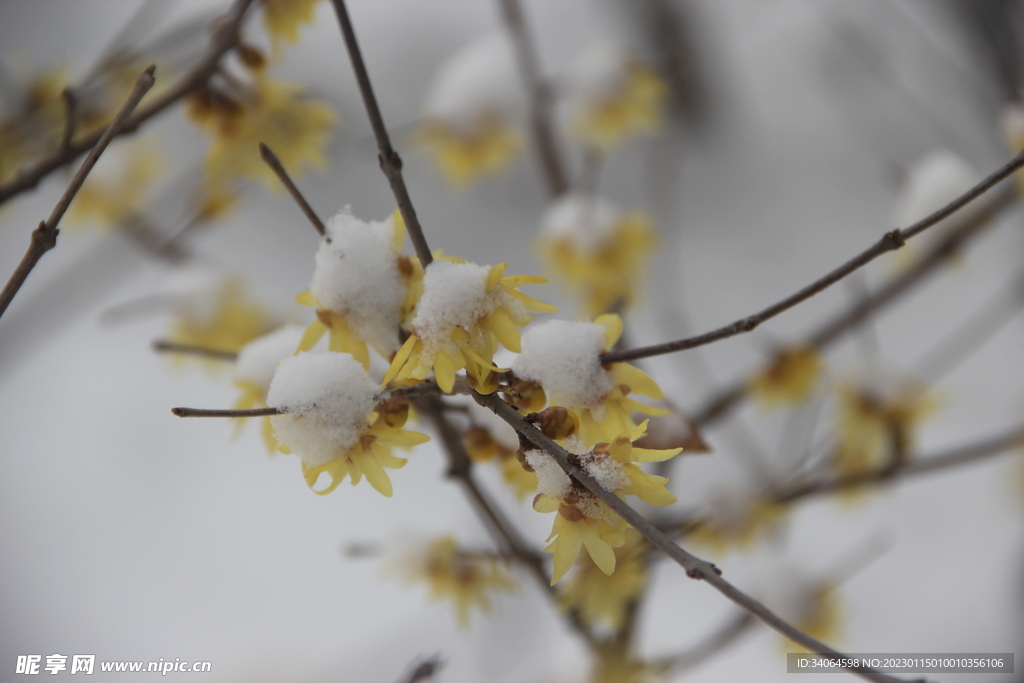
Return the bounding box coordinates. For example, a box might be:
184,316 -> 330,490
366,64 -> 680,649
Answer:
384,258 -> 556,393
536,193 -> 656,316
512,314 -> 665,444
414,33 -> 525,187
296,207 -> 417,368
561,41 -> 667,150
267,352 -> 429,497
393,536 -> 517,629
232,323 -> 307,453
529,420 -> 679,584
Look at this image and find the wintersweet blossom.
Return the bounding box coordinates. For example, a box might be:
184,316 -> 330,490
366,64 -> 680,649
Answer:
232,324 -> 307,453
562,41 -> 667,150
267,352 -> 429,497
759,560 -> 842,651
261,0 -> 323,56
559,529 -> 647,631
536,194 -> 657,317
67,141 -> 162,229
295,208 -> 418,368
414,34 -> 525,187
686,483 -> 786,554
395,536 -> 516,629
0,67 -> 66,184
999,102 -> 1024,194
834,368 -> 936,478
461,399 -> 537,500
512,314 -> 666,444
748,345 -> 824,408
384,258 -> 556,393
529,421 -> 679,584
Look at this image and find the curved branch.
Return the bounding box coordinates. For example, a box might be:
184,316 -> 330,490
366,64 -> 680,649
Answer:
602,149 -> 1024,365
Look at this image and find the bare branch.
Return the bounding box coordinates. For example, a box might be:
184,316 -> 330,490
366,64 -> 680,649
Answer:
474,390 -> 919,683
152,340 -> 238,361
259,142 -> 326,236
0,67 -> 157,322
602,149 -> 1024,365
497,0 -> 569,196
171,406 -> 281,418
395,656 -> 443,683
0,0 -> 256,207
690,183 -> 1017,429
329,0 -> 432,266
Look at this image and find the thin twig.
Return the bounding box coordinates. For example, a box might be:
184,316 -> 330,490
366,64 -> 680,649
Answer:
497,0 -> 569,196
0,67 -> 157,322
416,394 -> 601,649
171,406 -> 281,418
602,149 -> 1024,365
474,391 -> 919,683
152,339 -> 238,361
0,0 -> 255,207
395,656 -> 443,683
259,142 -> 326,236
690,183 -> 1017,428
329,0 -> 432,266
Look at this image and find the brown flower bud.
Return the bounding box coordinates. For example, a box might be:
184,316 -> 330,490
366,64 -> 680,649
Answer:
558,503 -> 585,522
378,392 -> 409,428
237,44 -> 266,70
504,377 -> 546,412
526,406 -> 579,440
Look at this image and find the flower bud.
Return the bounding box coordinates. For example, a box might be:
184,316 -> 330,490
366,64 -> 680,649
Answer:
526,406 -> 580,440
378,392 -> 409,428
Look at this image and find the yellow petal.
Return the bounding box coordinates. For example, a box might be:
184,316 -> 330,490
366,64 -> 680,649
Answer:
595,313 -> 623,351
298,320 -> 327,353
357,451 -> 394,497
487,307 -> 522,352
386,429 -> 431,448
434,349 -> 457,393
630,447 -> 681,463
582,525 -> 617,575
507,288 -> 559,313
391,208 -> 406,251
384,335 -> 418,386
613,363 -> 664,400
550,519 -> 584,584
487,262 -> 508,290
501,274 -> 548,287
533,493 -> 561,513
295,290 -> 316,307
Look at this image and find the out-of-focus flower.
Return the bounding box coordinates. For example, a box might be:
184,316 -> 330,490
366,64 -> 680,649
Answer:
0,67 -> 67,184
394,536 -> 516,629
384,258 -> 556,393
590,646 -> 659,683
165,269 -> 279,364
998,102 -> 1024,194
67,141 -> 162,229
686,482 -> 786,554
414,34 -> 525,188
748,346 -> 824,408
562,41 -> 667,150
232,324 -> 307,453
461,399 -> 538,500
834,369 -> 936,477
559,529 -> 647,632
512,315 -> 666,444
536,194 -> 656,317
261,0 -> 324,57
759,559 -> 842,651
193,76 -> 336,194
296,207 -> 416,368
267,352 -> 429,496
529,421 -> 679,584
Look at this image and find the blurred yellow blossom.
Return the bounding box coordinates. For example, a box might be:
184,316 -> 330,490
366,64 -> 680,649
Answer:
748,346 -> 824,408
67,142 -> 162,229
559,529 -> 647,632
262,0 -> 324,56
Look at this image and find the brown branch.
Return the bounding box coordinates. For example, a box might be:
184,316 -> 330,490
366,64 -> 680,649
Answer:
474,390 -> 919,683
416,394 -> 600,649
395,657 -> 443,683
0,67 -> 157,322
602,148 -> 1024,365
497,0 -> 569,196
690,182 -> 1017,429
259,142 -> 326,236
152,340 -> 238,361
0,0 -> 255,207
329,0 -> 432,266
171,406 -> 281,418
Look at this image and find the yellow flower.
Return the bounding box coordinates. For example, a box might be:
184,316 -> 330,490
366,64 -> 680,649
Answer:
0,67 -> 67,184
761,563 -> 843,652
559,529 -> 647,632
168,278 -> 277,361
201,77 -> 336,193
67,141 -> 162,229
590,646 -> 659,683
295,209 -> 419,369
537,195 -> 657,317
262,0 -> 324,57
530,421 -> 679,583
686,492 -> 786,555
835,377 -> 937,476
414,117 -> 521,188
565,44 -> 667,150
463,425 -> 538,501
513,314 -> 667,444
267,352 -> 430,497
999,102 -> 1024,194
384,259 -> 557,393
396,536 -> 517,629
748,346 -> 824,408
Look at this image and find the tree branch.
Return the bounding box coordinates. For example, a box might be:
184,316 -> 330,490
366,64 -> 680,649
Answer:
329,0 -> 432,266
690,182 -> 1017,429
259,142 -> 326,236
473,390 -> 920,683
171,406 -> 281,418
0,67 -> 157,322
497,0 -> 569,196
0,0 -> 256,207
152,340 -> 239,360
602,149 -> 1024,365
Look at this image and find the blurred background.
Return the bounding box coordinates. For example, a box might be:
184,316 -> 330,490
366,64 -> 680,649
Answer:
1,1 -> 1024,681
